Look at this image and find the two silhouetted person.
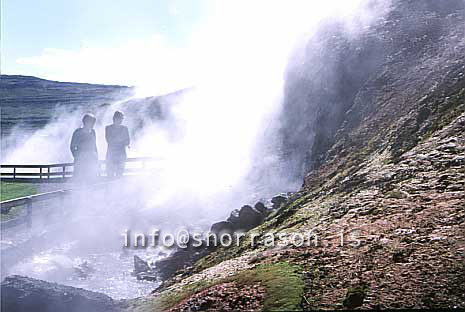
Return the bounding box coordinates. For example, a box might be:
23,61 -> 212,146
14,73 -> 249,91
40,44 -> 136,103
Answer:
105,111 -> 130,177
70,111 -> 130,182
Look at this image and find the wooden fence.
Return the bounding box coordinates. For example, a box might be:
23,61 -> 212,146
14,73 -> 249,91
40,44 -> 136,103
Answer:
0,157 -> 157,183
1,157 -> 159,229
0,178 -> 131,229
1,189 -> 68,229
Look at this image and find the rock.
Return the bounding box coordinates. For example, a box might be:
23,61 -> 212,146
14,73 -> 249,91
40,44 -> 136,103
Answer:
210,221 -> 235,236
451,155 -> 465,165
343,285 -> 367,309
135,272 -> 158,282
392,249 -> 410,263
438,142 -> 462,153
440,137 -> 458,144
133,256 -> 158,281
237,205 -> 265,231
226,209 -> 240,228
133,255 -> 151,275
271,194 -> 288,210
1,275 -> 115,312
254,202 -> 268,215
154,243 -> 210,281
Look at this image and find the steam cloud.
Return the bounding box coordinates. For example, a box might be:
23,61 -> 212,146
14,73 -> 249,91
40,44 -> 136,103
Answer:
2,0 -> 392,298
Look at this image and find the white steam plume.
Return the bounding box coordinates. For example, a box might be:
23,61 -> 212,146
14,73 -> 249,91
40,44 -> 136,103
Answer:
2,0 -> 394,298
3,0 -> 388,232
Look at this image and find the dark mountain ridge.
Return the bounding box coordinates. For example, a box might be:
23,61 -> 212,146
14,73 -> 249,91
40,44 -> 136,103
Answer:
0,75 -> 133,136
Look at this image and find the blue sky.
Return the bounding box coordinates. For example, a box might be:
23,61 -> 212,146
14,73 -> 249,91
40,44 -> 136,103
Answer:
1,0 -> 368,93
1,0 -> 206,85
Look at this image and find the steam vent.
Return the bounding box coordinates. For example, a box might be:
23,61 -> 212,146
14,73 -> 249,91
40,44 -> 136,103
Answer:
1,0 -> 464,311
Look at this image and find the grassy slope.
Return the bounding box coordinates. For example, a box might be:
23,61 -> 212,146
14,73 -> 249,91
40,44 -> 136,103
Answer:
0,182 -> 37,221
1,182 -> 37,201
124,262 -> 305,312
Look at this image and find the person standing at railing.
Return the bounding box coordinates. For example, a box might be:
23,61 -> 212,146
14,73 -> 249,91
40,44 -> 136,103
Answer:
70,114 -> 99,182
105,111 -> 130,178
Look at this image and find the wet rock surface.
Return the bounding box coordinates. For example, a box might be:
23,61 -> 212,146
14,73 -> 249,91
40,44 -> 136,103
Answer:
237,205 -> 266,231
1,275 -> 117,312
153,197 -> 285,282
153,241 -> 211,281
211,200 -> 280,235
210,220 -> 235,236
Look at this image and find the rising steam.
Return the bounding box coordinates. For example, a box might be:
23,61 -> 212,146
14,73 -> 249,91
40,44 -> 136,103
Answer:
2,0 -> 391,298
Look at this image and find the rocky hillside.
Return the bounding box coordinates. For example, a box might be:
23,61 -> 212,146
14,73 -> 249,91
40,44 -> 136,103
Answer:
0,75 -> 133,136
279,0 -> 465,180
1,0 -> 464,310
130,0 -> 465,310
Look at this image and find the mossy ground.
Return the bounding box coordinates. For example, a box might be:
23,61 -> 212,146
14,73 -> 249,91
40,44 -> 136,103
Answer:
0,182 -> 37,221
125,262 -> 305,312
1,182 -> 37,201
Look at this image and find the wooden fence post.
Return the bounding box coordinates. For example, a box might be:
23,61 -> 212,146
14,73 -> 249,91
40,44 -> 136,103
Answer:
60,191 -> 65,217
26,198 -> 33,229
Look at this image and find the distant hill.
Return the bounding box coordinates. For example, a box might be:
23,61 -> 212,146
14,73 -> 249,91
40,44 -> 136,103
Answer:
0,75 -> 134,136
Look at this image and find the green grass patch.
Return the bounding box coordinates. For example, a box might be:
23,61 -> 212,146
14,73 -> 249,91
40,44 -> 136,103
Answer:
1,182 -> 37,201
1,182 -> 37,221
234,262 -> 305,311
126,262 -> 305,312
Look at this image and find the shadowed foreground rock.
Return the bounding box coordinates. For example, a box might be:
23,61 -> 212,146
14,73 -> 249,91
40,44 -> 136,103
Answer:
1,275 -> 117,312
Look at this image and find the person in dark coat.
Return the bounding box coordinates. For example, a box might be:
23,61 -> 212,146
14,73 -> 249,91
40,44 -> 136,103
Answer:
105,111 -> 130,178
70,114 -> 98,181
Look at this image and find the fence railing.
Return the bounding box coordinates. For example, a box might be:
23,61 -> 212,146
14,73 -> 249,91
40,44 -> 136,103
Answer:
0,178 -> 127,229
0,157 -> 158,183
1,189 -> 68,229
1,157 -> 159,229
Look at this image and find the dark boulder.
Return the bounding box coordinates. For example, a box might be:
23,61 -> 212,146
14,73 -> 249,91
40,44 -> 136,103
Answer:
271,194 -> 288,210
210,221 -> 235,236
343,285 -> 367,309
237,205 -> 265,231
226,209 -> 240,228
254,202 -> 268,215
153,238 -> 210,281
1,275 -> 116,312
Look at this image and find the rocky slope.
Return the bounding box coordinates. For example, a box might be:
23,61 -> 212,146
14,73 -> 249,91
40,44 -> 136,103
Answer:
2,0 -> 464,310
130,0 -> 465,310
